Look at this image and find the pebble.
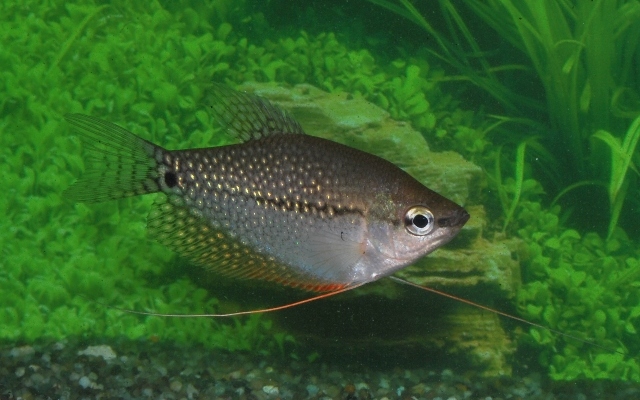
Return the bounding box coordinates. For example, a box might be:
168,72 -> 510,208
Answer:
306,384 -> 319,396
78,376 -> 91,389
170,379 -> 183,392
213,381 -> 226,395
185,383 -> 199,398
155,365 -> 168,376
228,369 -> 243,379
441,369 -> 454,380
77,344 -> 117,361
10,345 -> 35,358
262,384 -> 279,395
324,384 -> 340,398
412,382 -> 427,394
29,373 -> 45,386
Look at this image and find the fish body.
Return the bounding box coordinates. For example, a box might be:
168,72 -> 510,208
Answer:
65,84 -> 469,292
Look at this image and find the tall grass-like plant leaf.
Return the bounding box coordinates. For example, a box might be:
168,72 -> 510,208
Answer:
470,0 -> 584,169
365,0 -> 421,26
365,0 -> 542,114
502,141 -> 526,233
609,180 -> 629,240
366,0 -> 450,55
398,0 -> 450,56
445,0 -> 640,233
620,116 -> 640,180
493,146 -> 506,220
440,0 -> 492,73
592,115 -> 640,238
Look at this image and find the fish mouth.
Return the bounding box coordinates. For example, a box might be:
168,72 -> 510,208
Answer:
437,207 -> 470,229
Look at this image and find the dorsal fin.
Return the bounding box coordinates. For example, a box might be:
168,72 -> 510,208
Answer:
206,84 -> 304,142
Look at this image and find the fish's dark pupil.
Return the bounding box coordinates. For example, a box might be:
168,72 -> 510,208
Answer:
413,214 -> 429,229
164,172 -> 177,188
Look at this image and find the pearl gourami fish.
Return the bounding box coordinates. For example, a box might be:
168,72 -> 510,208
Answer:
65,84 -> 469,295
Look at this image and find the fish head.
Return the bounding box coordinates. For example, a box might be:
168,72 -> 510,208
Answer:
353,177 -> 470,283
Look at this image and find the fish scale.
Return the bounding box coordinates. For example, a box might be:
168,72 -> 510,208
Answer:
65,84 -> 469,293
154,135 -> 375,288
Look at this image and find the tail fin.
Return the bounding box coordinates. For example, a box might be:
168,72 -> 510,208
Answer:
64,114 -> 163,203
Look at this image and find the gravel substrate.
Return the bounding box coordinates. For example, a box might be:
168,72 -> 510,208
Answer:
1,338 -> 639,400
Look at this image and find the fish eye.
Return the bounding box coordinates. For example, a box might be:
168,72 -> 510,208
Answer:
404,206 -> 435,236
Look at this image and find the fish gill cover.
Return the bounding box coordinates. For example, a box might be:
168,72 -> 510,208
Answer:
2,0 -> 640,382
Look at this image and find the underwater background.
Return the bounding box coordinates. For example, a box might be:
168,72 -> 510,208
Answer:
3,0 -> 640,398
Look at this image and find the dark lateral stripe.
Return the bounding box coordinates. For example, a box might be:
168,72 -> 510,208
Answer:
255,196 -> 365,217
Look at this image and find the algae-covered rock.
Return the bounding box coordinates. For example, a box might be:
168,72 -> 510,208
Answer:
239,82 -> 519,377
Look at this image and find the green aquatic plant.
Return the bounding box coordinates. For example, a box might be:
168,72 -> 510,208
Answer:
516,198 -> 640,381
497,140 -> 528,233
591,116 -> 640,239
366,0 -> 536,114
467,0 -> 640,237
368,0 -> 640,235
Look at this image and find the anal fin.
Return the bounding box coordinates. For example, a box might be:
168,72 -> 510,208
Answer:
147,196 -> 349,293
